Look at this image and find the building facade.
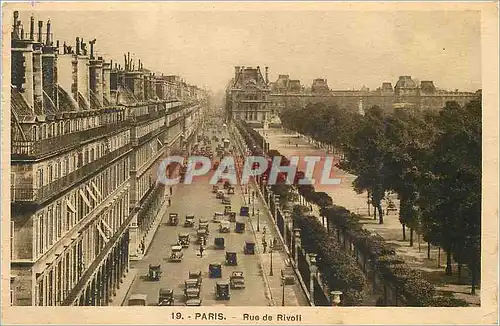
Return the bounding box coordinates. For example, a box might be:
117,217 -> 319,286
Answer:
10,11 -> 206,306
225,66 -> 271,127
268,74 -> 480,114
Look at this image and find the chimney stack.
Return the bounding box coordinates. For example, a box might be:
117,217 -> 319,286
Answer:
56,40 -> 60,53
265,67 -> 269,84
13,11 -> 19,39
45,19 -> 51,45
30,16 -> 34,40
138,59 -> 141,70
37,21 -> 43,43
76,37 -> 80,55
89,39 -> 96,59
127,52 -> 130,70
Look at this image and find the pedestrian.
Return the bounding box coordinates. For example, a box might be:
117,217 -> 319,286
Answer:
262,240 -> 267,253
168,197 -> 171,207
140,240 -> 145,254
199,244 -> 204,257
262,226 -> 266,235
169,186 -> 173,196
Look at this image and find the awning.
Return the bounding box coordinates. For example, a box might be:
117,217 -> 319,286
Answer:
79,189 -> 92,208
66,199 -> 77,213
86,185 -> 98,202
96,225 -> 109,243
91,181 -> 102,198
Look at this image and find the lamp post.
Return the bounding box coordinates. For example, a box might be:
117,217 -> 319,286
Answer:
281,272 -> 286,306
269,248 -> 274,276
257,209 -> 260,232
252,191 -> 255,216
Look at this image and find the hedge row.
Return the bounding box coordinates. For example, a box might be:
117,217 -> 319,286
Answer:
292,206 -> 366,306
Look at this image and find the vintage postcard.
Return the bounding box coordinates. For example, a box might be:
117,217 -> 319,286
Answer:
1,1 -> 498,325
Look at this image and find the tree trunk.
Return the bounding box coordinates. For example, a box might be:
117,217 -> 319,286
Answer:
427,242 -> 431,259
418,233 -> 421,252
471,267 -> 477,295
437,247 -> 441,267
373,205 -> 377,220
402,224 -> 406,241
457,263 -> 462,283
377,204 -> 384,224
409,228 -> 413,247
367,192 -> 371,216
445,251 -> 452,276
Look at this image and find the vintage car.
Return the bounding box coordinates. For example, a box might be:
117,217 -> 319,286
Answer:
196,229 -> 206,245
235,221 -> 245,233
209,263 -> 222,278
239,205 -> 249,217
184,214 -> 195,227
178,233 -> 190,248
198,219 -> 210,235
215,281 -> 230,300
168,213 -> 179,226
223,181 -> 231,190
227,186 -> 235,195
214,237 -> 225,250
225,251 -> 237,266
219,220 -> 230,233
216,190 -> 225,199
148,264 -> 161,281
170,245 -> 183,262
158,288 -> 174,306
185,298 -> 202,306
184,279 -> 201,301
189,271 -> 202,287
228,212 -> 237,222
128,294 -> 147,306
223,205 -> 232,215
213,211 -> 224,222
221,196 -> 231,205
212,185 -> 219,193
281,268 -> 296,285
244,241 -> 255,255
230,271 -> 245,289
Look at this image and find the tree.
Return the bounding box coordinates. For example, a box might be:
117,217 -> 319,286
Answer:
418,99 -> 481,291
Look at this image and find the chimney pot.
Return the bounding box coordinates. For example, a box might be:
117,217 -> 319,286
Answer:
38,21 -> 43,43
45,19 -> 51,45
30,16 -> 35,40
76,37 -> 80,55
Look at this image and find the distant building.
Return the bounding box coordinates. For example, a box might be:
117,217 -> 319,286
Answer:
268,72 -> 479,113
225,66 -> 271,127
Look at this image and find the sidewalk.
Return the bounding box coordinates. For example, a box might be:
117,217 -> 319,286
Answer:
230,124 -> 309,307
110,268 -> 138,306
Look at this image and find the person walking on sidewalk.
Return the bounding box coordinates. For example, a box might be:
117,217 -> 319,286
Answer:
169,186 -> 173,196
168,197 -> 171,207
262,238 -> 267,253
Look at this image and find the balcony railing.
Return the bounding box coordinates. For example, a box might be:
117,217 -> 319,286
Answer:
11,143 -> 132,203
12,120 -> 130,158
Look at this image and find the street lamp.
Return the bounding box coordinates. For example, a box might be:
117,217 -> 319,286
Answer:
269,248 -> 274,276
252,191 -> 255,216
281,272 -> 286,306
257,209 -> 260,232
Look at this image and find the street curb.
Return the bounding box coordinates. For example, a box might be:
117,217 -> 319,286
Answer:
230,127 -> 276,306
230,125 -> 312,306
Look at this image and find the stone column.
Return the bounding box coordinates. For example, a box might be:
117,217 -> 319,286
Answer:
293,228 -> 301,265
128,213 -> 139,258
330,291 -> 342,306
309,253 -> 317,303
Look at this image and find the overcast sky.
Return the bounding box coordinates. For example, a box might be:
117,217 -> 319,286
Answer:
16,9 -> 481,92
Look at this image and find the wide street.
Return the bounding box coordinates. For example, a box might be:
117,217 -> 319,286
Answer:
125,123 -> 307,306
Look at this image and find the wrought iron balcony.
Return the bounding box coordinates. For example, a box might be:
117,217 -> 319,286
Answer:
11,143 -> 132,204
11,120 -> 130,158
